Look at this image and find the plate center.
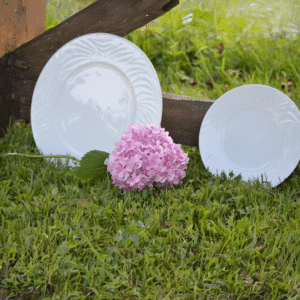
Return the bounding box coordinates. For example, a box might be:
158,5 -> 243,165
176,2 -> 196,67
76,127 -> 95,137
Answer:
223,107 -> 284,169
54,62 -> 136,156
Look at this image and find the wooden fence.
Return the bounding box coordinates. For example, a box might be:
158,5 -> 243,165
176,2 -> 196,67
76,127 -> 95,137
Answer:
0,0 -> 215,148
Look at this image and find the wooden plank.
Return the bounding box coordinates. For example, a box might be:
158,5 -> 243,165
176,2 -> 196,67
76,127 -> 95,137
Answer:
0,0 -> 180,139
161,94 -> 215,148
0,91 -> 216,148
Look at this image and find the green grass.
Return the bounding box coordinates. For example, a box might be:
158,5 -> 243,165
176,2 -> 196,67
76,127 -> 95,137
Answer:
1,0 -> 300,299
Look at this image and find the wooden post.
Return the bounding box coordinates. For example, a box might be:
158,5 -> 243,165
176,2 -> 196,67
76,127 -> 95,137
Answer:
0,0 -> 47,58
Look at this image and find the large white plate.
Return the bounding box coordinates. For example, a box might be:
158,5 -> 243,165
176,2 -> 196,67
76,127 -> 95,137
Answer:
199,84 -> 300,188
31,33 -> 162,169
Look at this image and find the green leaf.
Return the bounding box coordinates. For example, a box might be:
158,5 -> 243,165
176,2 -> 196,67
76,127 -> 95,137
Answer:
67,150 -> 110,183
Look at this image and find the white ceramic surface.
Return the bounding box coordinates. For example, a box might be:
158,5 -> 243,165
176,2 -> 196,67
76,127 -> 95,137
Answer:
31,33 -> 162,169
199,84 -> 300,188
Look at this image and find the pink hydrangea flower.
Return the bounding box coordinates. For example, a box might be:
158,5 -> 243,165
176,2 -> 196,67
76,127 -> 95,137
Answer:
104,123 -> 189,194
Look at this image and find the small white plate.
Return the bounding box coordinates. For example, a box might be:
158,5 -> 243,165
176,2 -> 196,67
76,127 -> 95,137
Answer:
199,84 -> 300,188
31,33 -> 162,169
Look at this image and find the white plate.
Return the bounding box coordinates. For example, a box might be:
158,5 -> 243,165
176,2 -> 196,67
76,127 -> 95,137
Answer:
31,33 -> 162,169
199,84 -> 300,188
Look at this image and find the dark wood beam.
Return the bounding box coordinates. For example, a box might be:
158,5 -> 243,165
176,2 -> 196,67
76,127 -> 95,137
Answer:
0,0 -> 180,140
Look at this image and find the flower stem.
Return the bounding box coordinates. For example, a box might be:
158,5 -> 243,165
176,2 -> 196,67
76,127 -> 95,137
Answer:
0,153 -> 81,162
